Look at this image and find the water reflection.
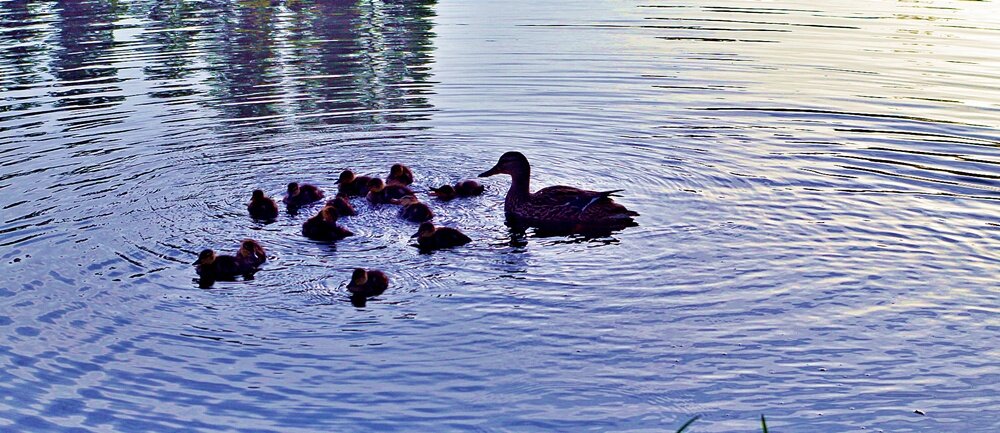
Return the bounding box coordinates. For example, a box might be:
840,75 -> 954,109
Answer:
50,0 -> 125,109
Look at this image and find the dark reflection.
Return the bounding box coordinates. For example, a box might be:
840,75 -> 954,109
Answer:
0,0 -> 47,113
204,0 -> 283,120
49,0 -> 126,109
284,0 -> 437,125
140,1 -> 210,99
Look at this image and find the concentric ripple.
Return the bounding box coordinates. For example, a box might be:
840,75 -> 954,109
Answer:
1,0 -> 998,432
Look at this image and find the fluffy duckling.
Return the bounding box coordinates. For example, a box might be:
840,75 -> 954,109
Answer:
325,195 -> 356,216
430,180 -> 485,200
302,206 -> 353,241
193,240 -> 263,287
337,170 -> 373,197
412,222 -> 471,250
193,249 -> 241,281
247,189 -> 279,220
398,195 -> 434,223
235,239 -> 266,271
455,179 -> 485,196
367,178 -> 415,204
386,163 -> 414,186
283,182 -> 325,207
346,268 -> 389,298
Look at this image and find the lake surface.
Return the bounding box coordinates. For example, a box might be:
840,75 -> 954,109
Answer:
1,0 -> 998,431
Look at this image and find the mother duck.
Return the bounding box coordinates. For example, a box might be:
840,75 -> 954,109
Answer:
479,151 -> 638,233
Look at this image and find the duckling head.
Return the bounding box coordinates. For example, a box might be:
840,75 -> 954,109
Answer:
350,268 -> 368,286
337,170 -> 355,185
390,164 -> 405,177
287,182 -> 300,196
480,151 -> 529,177
321,206 -> 339,223
193,249 -> 216,265
412,221 -> 435,239
251,189 -> 266,200
367,178 -> 385,192
240,239 -> 262,253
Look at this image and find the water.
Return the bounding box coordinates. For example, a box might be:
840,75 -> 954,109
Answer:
1,0 -> 998,431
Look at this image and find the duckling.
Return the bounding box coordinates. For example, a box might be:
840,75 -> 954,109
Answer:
235,239 -> 266,271
247,189 -> 279,220
302,206 -> 353,241
397,195 -> 434,223
480,151 -> 638,233
193,249 -> 241,281
325,194 -> 356,216
346,268 -> 389,298
337,170 -> 373,197
411,222 -> 471,250
455,179 -> 485,196
386,163 -> 414,186
429,184 -> 457,201
367,178 -> 415,204
283,182 -> 325,207
430,180 -> 485,200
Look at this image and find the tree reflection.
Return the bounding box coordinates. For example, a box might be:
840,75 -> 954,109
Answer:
49,0 -> 126,109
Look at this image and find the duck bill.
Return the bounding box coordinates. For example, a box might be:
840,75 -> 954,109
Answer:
479,164 -> 501,178
410,231 -> 420,239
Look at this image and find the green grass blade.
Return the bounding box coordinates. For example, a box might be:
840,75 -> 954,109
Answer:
676,415 -> 700,433
760,414 -> 769,433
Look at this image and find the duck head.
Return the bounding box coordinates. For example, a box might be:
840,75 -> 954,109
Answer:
411,221 -> 435,239
193,249 -> 215,265
367,178 -> 385,193
390,164 -> 406,177
337,170 -> 355,185
480,151 -> 529,177
251,189 -> 266,201
287,182 -> 300,196
350,268 -> 368,286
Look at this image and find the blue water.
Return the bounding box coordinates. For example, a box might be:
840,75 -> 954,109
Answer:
1,0 -> 998,431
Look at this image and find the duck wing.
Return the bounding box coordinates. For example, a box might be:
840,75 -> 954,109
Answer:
532,186 -> 639,220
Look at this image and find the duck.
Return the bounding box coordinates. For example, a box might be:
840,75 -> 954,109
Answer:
479,151 -> 638,233
235,239 -> 267,271
412,222 -> 471,250
302,206 -> 353,241
247,189 -> 279,220
366,178 -> 414,204
397,195 -> 434,223
325,195 -> 356,216
283,182 -> 325,207
386,163 -> 414,186
337,170 -> 373,197
346,268 -> 389,298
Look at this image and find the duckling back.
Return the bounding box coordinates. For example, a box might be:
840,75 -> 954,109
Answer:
418,226 -> 471,250
399,201 -> 433,223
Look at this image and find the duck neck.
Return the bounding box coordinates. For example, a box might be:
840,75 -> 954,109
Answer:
506,166 -> 531,203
